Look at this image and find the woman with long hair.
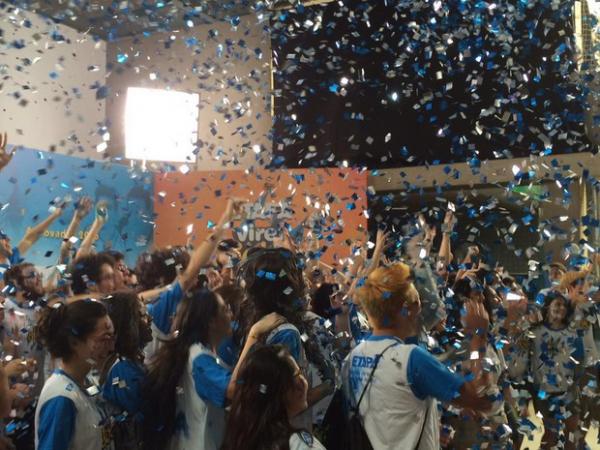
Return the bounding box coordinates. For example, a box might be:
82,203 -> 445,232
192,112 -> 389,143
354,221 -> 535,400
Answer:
141,287 -> 283,450
235,248 -> 334,430
509,291 -> 584,449
34,299 -> 115,450
222,345 -> 325,450
99,291 -> 153,449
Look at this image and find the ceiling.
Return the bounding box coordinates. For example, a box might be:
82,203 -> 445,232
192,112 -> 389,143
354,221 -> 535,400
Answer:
15,0 -> 259,39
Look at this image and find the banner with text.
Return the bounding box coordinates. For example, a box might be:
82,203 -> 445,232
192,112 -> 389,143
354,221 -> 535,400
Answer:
153,168 -> 368,263
0,149 -> 154,267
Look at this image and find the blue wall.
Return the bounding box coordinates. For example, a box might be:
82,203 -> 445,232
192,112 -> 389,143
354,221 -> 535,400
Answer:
0,149 -> 154,267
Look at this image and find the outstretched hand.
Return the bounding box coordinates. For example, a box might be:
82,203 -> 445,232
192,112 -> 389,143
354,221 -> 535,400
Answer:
0,132 -> 13,172
75,197 -> 93,220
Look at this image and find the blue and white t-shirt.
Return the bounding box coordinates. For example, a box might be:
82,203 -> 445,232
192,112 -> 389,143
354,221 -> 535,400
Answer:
35,369 -> 113,450
101,357 -> 145,417
289,431 -> 326,450
170,342 -> 231,450
530,324 -> 584,395
0,247 -> 22,275
144,281 -> 184,361
342,335 -> 466,450
266,323 -> 313,430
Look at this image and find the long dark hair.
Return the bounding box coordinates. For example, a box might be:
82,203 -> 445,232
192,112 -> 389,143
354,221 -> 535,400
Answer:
141,288 -> 220,450
311,283 -> 340,319
541,291 -> 574,327
100,291 -> 151,385
221,345 -> 298,450
235,248 -> 307,341
235,248 -> 332,380
134,246 -> 190,291
69,253 -> 116,295
35,299 -> 107,360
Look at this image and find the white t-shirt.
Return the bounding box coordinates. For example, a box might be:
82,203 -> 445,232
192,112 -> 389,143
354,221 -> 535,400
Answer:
342,335 -> 465,450
35,370 -> 113,450
170,342 -> 230,450
289,431 -> 326,450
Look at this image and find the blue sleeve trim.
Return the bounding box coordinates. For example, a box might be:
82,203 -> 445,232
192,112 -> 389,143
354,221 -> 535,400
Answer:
217,335 -> 239,368
9,247 -> 22,265
407,346 -> 465,402
147,281 -> 184,334
37,396 -> 76,450
191,354 -> 232,408
268,328 -> 302,362
101,359 -> 145,415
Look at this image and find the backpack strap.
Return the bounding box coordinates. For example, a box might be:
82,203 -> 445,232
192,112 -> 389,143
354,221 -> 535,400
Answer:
353,341 -> 399,414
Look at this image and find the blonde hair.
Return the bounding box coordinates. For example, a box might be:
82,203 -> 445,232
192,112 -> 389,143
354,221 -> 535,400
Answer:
558,270 -> 588,291
355,263 -> 417,327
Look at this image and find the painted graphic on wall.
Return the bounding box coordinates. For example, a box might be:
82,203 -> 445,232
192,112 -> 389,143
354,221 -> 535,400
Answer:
153,168 -> 368,264
0,148 -> 154,267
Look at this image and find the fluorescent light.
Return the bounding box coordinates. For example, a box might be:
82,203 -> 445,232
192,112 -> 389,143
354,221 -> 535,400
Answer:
125,87 -> 199,162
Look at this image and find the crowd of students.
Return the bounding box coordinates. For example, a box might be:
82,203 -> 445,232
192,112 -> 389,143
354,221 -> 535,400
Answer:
0,140 -> 599,449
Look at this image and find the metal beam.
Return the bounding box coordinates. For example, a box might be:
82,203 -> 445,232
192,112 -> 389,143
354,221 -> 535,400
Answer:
368,152 -> 600,191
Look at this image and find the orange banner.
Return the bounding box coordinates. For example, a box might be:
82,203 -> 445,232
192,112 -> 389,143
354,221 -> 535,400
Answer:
153,168 -> 368,264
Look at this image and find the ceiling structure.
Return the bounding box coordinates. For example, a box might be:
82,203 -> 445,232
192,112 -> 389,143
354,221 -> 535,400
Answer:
13,0 -> 257,39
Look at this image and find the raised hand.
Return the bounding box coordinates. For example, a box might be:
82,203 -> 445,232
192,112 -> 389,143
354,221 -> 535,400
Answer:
95,200 -> 109,224
222,198 -> 246,223
462,299 -> 490,333
0,132 -> 13,172
75,197 -> 93,220
249,312 -> 286,338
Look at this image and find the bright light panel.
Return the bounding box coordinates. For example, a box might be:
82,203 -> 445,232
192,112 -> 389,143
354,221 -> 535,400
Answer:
125,87 -> 199,162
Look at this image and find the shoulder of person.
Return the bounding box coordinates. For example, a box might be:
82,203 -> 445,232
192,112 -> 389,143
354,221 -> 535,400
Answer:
289,431 -> 325,450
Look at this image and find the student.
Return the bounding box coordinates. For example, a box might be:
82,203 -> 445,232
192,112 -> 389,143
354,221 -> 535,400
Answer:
235,247 -> 335,430
342,262 -> 493,449
141,288 -> 284,450
3,263 -> 47,394
34,299 -> 116,450
99,291 -> 152,449
0,206 -> 64,272
511,291 -> 584,450
222,345 -> 326,450
69,253 -> 117,297
137,198 -> 245,361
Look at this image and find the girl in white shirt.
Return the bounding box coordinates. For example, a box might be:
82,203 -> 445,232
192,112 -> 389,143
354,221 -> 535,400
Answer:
222,345 -> 326,450
34,299 -> 116,450
141,288 -> 283,450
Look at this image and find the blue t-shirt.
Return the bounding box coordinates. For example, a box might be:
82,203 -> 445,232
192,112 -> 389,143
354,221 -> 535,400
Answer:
37,396 -> 76,450
102,358 -> 145,416
147,281 -> 184,335
0,246 -> 22,276
268,326 -> 302,362
217,335 -> 239,368
192,353 -> 232,408
407,344 -> 465,401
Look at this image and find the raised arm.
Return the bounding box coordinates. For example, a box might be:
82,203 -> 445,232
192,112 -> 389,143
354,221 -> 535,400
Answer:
59,197 -> 92,265
366,229 -> 389,275
17,206 -> 64,255
451,300 -> 493,412
46,198 -> 93,293
75,201 -> 107,260
178,198 -> 245,292
438,209 -> 455,266
0,132 -> 13,172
